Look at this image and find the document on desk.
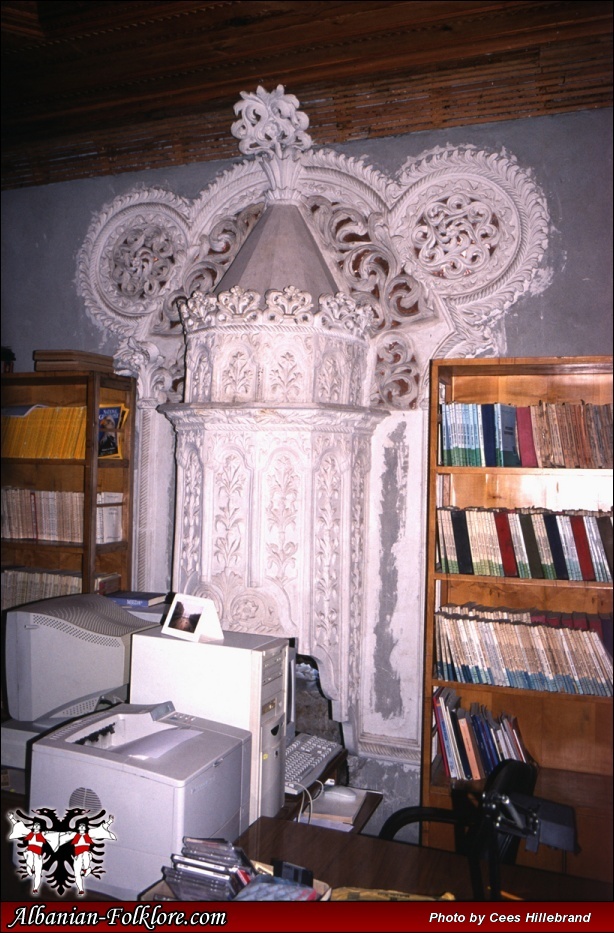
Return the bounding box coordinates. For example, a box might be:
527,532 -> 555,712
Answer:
308,816 -> 354,832
310,787 -> 367,825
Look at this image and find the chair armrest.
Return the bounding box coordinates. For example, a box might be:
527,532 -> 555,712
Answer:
379,806 -> 466,841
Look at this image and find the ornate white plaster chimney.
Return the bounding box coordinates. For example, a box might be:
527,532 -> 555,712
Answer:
161,88 -> 387,739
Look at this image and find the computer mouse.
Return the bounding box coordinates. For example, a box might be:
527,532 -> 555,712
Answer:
324,785 -> 357,802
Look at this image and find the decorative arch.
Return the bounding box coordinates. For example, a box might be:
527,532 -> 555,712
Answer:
77,86 -> 550,756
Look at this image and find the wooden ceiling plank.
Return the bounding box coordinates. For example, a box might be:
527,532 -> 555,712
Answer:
4,2 -> 611,114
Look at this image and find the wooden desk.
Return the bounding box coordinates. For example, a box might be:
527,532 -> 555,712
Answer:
236,817 -> 614,902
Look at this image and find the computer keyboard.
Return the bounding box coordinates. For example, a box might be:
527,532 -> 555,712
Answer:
284,732 -> 344,795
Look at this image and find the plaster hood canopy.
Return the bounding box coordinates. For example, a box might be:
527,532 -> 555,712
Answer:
179,207 -> 375,408
178,123 -> 376,409
213,202 -> 340,302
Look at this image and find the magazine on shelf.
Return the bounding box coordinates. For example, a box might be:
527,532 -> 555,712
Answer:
98,404 -> 127,458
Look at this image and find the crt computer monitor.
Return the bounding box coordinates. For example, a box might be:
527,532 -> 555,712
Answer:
3,593 -> 156,729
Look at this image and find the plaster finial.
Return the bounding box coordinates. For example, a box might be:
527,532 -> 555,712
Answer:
231,85 -> 312,160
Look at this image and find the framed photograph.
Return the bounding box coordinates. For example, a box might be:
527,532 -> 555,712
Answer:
161,593 -> 223,643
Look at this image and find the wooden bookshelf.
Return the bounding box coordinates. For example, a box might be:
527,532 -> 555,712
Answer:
1,371 -> 136,607
422,357 -> 613,883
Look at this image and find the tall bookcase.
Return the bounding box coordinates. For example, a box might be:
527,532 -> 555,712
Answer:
1,371 -> 136,608
422,356 -> 612,883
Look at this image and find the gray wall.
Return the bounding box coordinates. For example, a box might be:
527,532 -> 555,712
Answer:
2,108 -> 612,369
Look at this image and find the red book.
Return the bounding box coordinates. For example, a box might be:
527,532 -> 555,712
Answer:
569,514 -> 596,581
586,613 -> 604,642
515,406 -> 539,467
571,612 -> 588,631
493,510 -> 519,577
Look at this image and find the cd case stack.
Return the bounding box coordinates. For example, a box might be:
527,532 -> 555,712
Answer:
162,838 -> 256,901
156,837 -> 330,901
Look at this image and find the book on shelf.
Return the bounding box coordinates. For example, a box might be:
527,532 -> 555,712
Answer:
568,513 -> 596,581
440,506 -> 458,574
480,403 -> 497,468
456,707 -> 486,780
435,508 -> 449,573
494,403 -> 521,467
583,514 -> 613,582
96,491 -> 124,543
542,512 -> 569,581
555,514 -> 583,581
106,591 -> 167,607
449,508 -> 474,575
469,704 -> 497,774
596,514 -> 613,577
515,406 -> 539,467
439,687 -> 470,780
493,510 -> 518,578
530,510 -> 556,579
544,403 -> 566,468
432,688 -> 452,778
517,510 -> 545,579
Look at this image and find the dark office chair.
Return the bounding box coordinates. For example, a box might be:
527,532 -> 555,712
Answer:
378,760 -> 538,900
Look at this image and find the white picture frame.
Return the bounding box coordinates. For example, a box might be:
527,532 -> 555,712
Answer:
161,593 -> 223,643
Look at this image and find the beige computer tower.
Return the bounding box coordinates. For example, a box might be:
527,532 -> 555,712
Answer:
129,628 -> 288,823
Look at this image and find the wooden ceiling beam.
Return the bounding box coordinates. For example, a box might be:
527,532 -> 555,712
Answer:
1,1 -> 611,189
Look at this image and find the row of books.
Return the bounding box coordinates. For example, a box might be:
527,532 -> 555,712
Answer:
436,505 -> 613,582
435,603 -> 613,697
1,405 -> 87,459
433,687 -> 533,782
439,400 -> 613,469
1,489 -> 124,544
1,403 -> 129,459
0,568 -> 120,611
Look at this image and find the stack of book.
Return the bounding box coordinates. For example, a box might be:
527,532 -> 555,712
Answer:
1,567 -> 120,611
436,505 -> 613,582
439,400 -> 613,469
1,488 -> 123,543
433,687 -> 533,782
33,349 -> 116,373
161,838 -> 256,901
435,603 -> 613,696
